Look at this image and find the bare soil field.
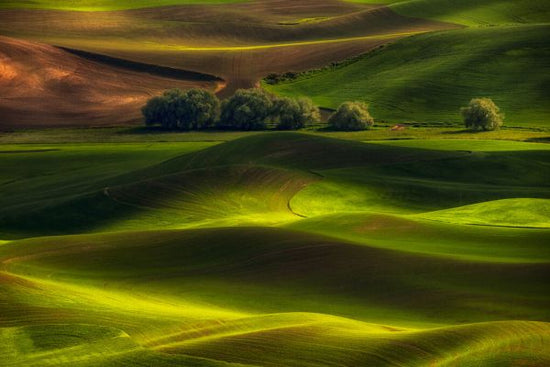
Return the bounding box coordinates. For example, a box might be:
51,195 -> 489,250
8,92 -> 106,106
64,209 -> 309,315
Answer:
0,36 -> 221,127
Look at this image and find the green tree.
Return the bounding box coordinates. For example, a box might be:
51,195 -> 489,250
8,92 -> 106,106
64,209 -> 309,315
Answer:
141,95 -> 167,127
178,89 -> 220,130
141,88 -> 220,130
328,101 -> 374,131
461,98 -> 504,131
274,97 -> 320,130
219,89 -> 274,130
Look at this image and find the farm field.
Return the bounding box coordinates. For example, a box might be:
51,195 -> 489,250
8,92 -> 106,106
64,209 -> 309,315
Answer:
1,130 -> 549,366
1,0 -> 549,366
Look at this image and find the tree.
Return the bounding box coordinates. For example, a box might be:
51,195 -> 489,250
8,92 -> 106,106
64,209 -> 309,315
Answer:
219,89 -> 274,130
274,96 -> 320,130
328,101 -> 374,131
178,89 -> 220,130
141,95 -> 166,127
160,88 -> 184,129
141,88 -> 220,130
461,98 -> 504,131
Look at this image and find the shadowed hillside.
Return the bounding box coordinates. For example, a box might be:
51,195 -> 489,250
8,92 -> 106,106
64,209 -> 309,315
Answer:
266,25 -> 550,125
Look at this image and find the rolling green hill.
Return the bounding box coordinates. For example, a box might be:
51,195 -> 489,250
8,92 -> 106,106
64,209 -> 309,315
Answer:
1,226 -> 549,366
1,0 -> 549,363
1,133 -> 549,254
265,24 -> 550,126
349,0 -> 550,26
1,132 -> 549,366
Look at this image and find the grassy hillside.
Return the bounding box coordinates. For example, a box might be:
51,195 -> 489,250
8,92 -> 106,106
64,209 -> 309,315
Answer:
349,0 -> 550,26
1,132 -> 549,365
266,25 -> 550,126
1,227 -> 549,366
417,198 -> 550,228
1,133 -> 548,255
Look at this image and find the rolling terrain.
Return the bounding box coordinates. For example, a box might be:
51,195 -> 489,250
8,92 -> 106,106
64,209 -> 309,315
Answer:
266,24 -> 550,126
0,0 -> 455,126
1,133 -> 549,365
1,0 -> 549,365
0,36 -> 221,127
2,0 -> 547,126
265,0 -> 550,125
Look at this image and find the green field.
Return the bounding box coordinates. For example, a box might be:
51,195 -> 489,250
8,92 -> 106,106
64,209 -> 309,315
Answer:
265,25 -> 550,126
1,0 -> 550,365
1,131 -> 549,365
349,0 -> 550,26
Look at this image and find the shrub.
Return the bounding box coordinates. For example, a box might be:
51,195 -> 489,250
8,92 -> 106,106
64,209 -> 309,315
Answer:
461,98 -> 504,131
274,96 -> 320,130
328,101 -> 374,131
141,88 -> 220,130
219,89 -> 275,130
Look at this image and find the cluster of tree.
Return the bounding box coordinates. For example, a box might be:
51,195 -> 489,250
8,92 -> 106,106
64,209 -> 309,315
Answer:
142,88 -> 320,131
142,89 -> 219,130
263,72 -> 299,85
143,88 -> 504,132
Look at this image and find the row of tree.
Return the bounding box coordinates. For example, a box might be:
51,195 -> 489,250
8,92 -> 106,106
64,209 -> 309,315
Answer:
142,88 -> 375,131
142,88 -> 504,131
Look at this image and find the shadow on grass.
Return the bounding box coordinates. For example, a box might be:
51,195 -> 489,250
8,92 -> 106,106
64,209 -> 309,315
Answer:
525,137 -> 550,143
441,129 -> 487,135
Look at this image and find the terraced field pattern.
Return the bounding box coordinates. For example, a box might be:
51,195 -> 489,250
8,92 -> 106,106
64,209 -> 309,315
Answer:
1,0 -> 549,366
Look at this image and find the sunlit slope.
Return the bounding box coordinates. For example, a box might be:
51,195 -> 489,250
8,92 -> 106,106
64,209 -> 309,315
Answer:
1,227 -> 549,366
1,133 -> 549,240
0,0 -> 247,11
349,0 -> 550,26
0,2 -> 449,46
266,25 -> 550,126
418,198 -> 550,228
285,213 -> 550,262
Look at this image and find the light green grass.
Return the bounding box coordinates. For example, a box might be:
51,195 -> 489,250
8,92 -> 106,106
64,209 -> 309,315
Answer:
1,127 -> 548,145
0,0 -> 247,11
347,0 -> 550,26
265,25 -> 550,126
285,213 -> 550,262
366,138 -> 550,151
1,227 -> 549,365
418,198 -> 550,228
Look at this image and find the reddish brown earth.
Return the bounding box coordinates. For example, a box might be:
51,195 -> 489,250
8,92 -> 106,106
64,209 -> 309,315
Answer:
0,1 -> 457,127
0,36 -> 221,128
